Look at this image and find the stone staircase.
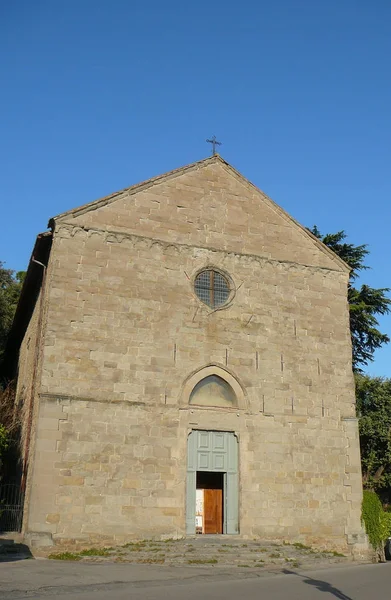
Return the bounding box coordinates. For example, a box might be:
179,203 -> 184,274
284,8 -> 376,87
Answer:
48,536 -> 353,570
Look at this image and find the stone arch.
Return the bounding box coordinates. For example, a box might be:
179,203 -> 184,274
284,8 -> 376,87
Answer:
181,364 -> 246,409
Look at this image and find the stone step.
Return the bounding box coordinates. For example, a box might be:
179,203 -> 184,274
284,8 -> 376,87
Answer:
72,538 -> 350,569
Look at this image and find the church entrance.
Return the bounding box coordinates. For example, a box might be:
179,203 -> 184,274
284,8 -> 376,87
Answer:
196,471 -> 224,534
186,431 -> 238,535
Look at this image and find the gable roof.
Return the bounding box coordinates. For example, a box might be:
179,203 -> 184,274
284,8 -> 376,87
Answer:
49,154 -> 350,273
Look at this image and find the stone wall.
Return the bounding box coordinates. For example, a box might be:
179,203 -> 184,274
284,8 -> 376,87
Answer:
23,229 -> 365,553
15,289 -> 42,473
22,157 -> 366,554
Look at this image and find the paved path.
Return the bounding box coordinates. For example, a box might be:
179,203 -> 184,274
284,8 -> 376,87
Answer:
1,560 -> 390,600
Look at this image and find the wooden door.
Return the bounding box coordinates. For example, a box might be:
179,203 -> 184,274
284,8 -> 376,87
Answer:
203,489 -> 223,534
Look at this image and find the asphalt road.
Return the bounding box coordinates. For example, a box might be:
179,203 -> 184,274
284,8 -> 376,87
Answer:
1,559 -> 390,600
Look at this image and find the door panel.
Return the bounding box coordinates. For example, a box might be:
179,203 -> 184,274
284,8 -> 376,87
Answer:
204,489 -> 223,534
186,471 -> 196,534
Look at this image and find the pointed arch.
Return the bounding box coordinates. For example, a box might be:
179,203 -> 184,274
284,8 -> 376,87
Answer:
181,364 -> 246,410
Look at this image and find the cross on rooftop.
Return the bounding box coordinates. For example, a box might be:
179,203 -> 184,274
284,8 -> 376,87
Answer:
206,135 -> 222,156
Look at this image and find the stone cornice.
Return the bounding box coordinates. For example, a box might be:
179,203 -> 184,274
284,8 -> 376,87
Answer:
55,222 -> 345,277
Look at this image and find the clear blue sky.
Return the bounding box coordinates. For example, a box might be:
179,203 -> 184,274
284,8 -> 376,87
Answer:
1,1 -> 390,376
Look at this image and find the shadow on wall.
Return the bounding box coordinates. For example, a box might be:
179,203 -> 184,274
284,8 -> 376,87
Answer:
282,569 -> 353,600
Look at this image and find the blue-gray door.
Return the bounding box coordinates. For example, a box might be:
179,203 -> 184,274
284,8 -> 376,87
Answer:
186,430 -> 239,535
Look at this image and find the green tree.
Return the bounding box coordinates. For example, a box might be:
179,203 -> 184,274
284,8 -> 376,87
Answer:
309,227 -> 391,372
0,263 -> 25,480
0,262 -> 25,363
0,424 -> 9,460
356,374 -> 391,491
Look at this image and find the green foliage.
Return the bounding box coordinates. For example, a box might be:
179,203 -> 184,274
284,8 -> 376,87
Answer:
48,552 -> 81,561
48,547 -> 113,560
78,547 -> 112,556
361,490 -> 389,550
381,511 -> 391,540
0,423 -> 10,460
0,262 -> 25,363
187,558 -> 218,564
356,374 -> 391,490
291,542 -> 311,550
0,262 -> 25,467
309,228 -> 391,372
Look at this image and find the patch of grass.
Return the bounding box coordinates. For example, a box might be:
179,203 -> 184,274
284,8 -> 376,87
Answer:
323,550 -> 346,557
292,542 -> 311,550
147,540 -> 162,544
137,558 -> 165,564
123,539 -> 147,545
187,558 -> 218,565
221,544 -> 235,547
49,546 -> 114,560
48,552 -> 81,561
269,552 -> 281,559
241,544 -> 248,547
237,564 -> 251,568
122,543 -> 145,552
79,547 -> 112,557
185,547 -> 195,552
218,549 -> 229,553
291,561 -> 301,568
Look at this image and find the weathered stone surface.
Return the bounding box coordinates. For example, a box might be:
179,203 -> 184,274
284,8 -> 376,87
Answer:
15,156 -> 366,555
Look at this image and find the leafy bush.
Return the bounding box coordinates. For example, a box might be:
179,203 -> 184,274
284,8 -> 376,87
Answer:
0,423 -> 9,459
362,490 -> 391,554
381,511 -> 391,541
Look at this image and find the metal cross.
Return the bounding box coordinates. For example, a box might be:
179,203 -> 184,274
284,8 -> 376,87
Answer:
206,135 -> 222,156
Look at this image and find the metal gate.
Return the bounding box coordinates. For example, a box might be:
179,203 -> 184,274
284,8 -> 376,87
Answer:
0,484 -> 24,532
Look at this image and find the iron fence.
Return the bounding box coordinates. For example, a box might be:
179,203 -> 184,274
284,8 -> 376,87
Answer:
0,484 -> 24,532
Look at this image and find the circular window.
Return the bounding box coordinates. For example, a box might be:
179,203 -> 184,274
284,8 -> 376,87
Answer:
194,269 -> 230,309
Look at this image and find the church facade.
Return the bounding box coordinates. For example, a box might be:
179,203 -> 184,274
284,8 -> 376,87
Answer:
12,155 -> 367,554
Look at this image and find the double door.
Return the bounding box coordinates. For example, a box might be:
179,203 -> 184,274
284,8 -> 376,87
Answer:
186,430 -> 239,535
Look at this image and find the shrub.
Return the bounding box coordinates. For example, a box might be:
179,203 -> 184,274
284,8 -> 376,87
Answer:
381,511 -> 391,541
361,490 -> 390,555
0,423 -> 9,459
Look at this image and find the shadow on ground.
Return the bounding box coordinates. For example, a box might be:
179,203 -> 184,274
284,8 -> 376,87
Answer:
0,537 -> 33,562
283,568 -> 353,600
